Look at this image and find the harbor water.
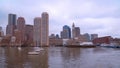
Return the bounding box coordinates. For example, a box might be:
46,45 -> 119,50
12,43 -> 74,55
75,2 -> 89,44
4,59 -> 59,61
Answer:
0,47 -> 120,68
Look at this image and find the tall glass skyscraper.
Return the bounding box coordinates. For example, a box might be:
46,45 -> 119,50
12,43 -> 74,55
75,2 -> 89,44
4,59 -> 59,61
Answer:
8,14 -> 16,25
61,25 -> 71,39
6,14 -> 17,36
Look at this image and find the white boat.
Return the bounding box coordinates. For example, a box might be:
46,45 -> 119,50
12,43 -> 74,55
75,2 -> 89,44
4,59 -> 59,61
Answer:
28,52 -> 39,55
18,47 -> 22,51
34,47 -> 44,52
34,41 -> 44,52
28,47 -> 44,55
100,43 -> 120,48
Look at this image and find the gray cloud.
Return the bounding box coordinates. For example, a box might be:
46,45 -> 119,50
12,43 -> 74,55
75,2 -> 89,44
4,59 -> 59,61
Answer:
0,0 -> 120,37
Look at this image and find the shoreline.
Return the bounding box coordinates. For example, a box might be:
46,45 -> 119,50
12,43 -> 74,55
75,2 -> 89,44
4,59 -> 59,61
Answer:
0,45 -> 96,48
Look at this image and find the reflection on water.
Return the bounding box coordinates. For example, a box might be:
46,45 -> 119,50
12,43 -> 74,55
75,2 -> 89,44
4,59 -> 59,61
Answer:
3,47 -> 48,68
0,47 -> 120,68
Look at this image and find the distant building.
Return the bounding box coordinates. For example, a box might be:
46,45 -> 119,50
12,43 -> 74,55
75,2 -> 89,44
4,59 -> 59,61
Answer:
49,34 -> 60,39
83,33 -> 90,42
6,14 -> 17,36
72,23 -> 80,38
112,38 -> 120,45
60,32 -> 64,39
17,17 -> 25,45
33,17 -> 42,46
0,27 -> 2,31
49,38 -> 63,46
41,12 -> 49,46
56,34 -> 59,39
91,34 -> 98,41
12,29 -> 21,46
92,36 -> 113,45
25,25 -> 34,46
78,35 -> 88,43
0,26 -> 3,46
49,33 -> 62,46
61,25 -> 71,39
49,34 -> 56,39
72,23 -> 75,38
0,35 -> 11,46
0,26 -> 4,37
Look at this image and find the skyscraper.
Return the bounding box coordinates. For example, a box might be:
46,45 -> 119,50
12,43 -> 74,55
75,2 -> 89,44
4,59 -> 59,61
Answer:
72,23 -> 80,38
17,17 -> 25,44
41,12 -> 49,46
6,14 -> 17,36
33,17 -> 41,46
61,25 -> 71,39
33,12 -> 49,46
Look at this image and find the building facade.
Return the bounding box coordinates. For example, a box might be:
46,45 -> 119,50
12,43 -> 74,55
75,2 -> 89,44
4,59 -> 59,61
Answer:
61,25 -> 71,39
83,33 -> 90,42
92,36 -> 113,45
25,25 -> 34,46
0,26 -> 4,37
72,23 -> 80,39
6,14 -> 17,36
17,17 -> 25,45
33,17 -> 42,46
41,12 -> 49,46
12,29 -> 21,46
91,34 -> 98,41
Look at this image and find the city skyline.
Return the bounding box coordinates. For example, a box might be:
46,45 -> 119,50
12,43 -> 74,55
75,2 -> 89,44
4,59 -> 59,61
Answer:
0,0 -> 120,38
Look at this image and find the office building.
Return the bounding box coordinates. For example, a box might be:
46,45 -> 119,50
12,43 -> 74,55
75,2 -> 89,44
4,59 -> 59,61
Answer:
41,12 -> 49,46
72,23 -> 80,38
49,34 -> 56,39
56,34 -> 59,39
13,29 -> 21,46
83,33 -> 90,42
6,14 -> 17,36
25,25 -> 33,46
91,34 -> 98,41
61,25 -> 71,39
17,17 -> 25,44
33,17 -> 42,46
0,27 -> 2,31
0,26 -> 4,37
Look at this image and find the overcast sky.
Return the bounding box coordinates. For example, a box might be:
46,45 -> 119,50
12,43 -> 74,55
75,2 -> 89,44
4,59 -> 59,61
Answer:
0,0 -> 120,38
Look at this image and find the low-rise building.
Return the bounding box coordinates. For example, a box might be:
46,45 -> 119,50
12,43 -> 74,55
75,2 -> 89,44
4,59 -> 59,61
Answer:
92,36 -> 113,45
49,38 -> 63,46
0,35 -> 11,46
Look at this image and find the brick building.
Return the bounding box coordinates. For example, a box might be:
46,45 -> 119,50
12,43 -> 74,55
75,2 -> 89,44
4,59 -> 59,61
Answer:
92,36 -> 113,45
49,38 -> 63,46
25,25 -> 34,46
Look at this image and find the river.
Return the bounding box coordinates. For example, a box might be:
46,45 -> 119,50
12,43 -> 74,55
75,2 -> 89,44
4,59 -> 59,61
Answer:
0,47 -> 120,68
